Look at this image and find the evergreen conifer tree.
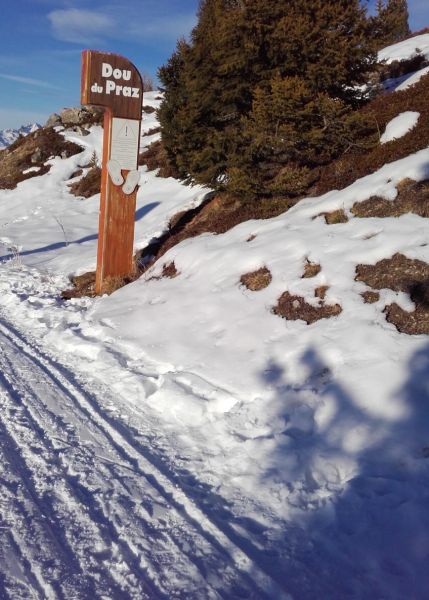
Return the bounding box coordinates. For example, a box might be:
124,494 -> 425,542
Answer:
158,0 -> 378,198
375,0 -> 410,48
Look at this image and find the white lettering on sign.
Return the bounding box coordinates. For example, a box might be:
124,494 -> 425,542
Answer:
101,63 -> 132,81
90,62 -> 140,99
110,118 -> 140,171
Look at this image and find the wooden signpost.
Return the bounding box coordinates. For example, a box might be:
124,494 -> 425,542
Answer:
81,50 -> 143,293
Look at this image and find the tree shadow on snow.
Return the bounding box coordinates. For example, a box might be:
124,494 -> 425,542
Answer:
249,344 -> 429,599
0,202 -> 160,262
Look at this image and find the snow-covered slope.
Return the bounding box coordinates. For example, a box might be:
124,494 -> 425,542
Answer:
0,123 -> 41,150
0,58 -> 428,599
378,32 -> 429,64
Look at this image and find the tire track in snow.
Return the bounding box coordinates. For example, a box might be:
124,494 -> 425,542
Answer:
0,315 -> 291,600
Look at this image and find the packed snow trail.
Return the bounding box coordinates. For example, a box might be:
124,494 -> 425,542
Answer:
0,314 -> 291,600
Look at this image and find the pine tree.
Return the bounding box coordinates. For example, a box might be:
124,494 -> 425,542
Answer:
157,39 -> 191,180
375,0 -> 410,48
158,0 -> 377,198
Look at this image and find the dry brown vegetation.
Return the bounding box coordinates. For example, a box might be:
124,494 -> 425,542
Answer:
148,261 -> 179,280
356,253 -> 429,334
153,194 -> 294,258
144,127 -> 161,137
313,73 -> 429,195
352,178 -> 429,218
0,128 -> 82,190
315,285 -> 329,300
320,209 -> 349,225
273,291 -> 342,325
361,290 -> 380,304
61,272 -> 96,299
138,140 -> 180,178
302,260 -> 321,278
240,267 -> 272,291
377,54 -> 428,84
68,168 -> 83,180
68,166 -> 101,198
61,268 -> 140,299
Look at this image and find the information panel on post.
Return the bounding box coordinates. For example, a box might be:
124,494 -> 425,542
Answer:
81,50 -> 143,294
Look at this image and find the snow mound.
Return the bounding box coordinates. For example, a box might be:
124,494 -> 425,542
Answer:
378,33 -> 429,64
380,111 -> 420,143
396,65 -> 429,91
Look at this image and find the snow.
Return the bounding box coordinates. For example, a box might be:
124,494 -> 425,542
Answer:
396,65 -> 429,91
380,110 -> 420,143
0,90 -> 429,598
0,123 -> 40,150
22,166 -> 41,175
378,33 -> 429,64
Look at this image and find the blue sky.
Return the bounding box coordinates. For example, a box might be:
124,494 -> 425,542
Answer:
0,0 -> 428,129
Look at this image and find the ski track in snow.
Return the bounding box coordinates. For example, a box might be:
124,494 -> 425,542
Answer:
0,313 -> 291,600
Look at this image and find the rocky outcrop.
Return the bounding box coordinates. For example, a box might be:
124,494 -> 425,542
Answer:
45,106 -> 104,130
0,128 -> 82,190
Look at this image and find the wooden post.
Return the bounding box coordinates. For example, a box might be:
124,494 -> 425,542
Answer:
81,50 -> 143,294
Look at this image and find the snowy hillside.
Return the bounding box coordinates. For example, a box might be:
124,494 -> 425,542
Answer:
0,123 -> 41,150
0,35 -> 429,599
378,32 -> 429,63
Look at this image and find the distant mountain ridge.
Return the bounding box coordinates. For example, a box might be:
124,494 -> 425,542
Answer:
0,123 -> 41,150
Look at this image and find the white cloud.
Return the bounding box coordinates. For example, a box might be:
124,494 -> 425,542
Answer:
48,9 -> 114,44
0,73 -> 60,90
47,2 -> 197,45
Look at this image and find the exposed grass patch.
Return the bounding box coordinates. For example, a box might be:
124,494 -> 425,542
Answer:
356,253 -> 429,334
61,272 -> 96,299
356,253 -> 429,291
385,299 -> 429,335
0,127 -> 82,190
361,290 -> 380,304
315,285 -> 329,300
240,267 -> 272,291
273,291 -> 342,325
302,260 -> 321,279
320,209 -> 349,225
352,178 -> 429,218
148,261 -> 179,280
61,268 -> 140,299
68,166 -> 101,198
98,272 -> 140,295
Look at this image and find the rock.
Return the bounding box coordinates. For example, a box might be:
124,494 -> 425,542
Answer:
70,126 -> 90,136
59,106 -> 104,128
80,106 -> 104,126
30,148 -> 43,163
46,113 -> 62,128
60,107 -> 83,126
